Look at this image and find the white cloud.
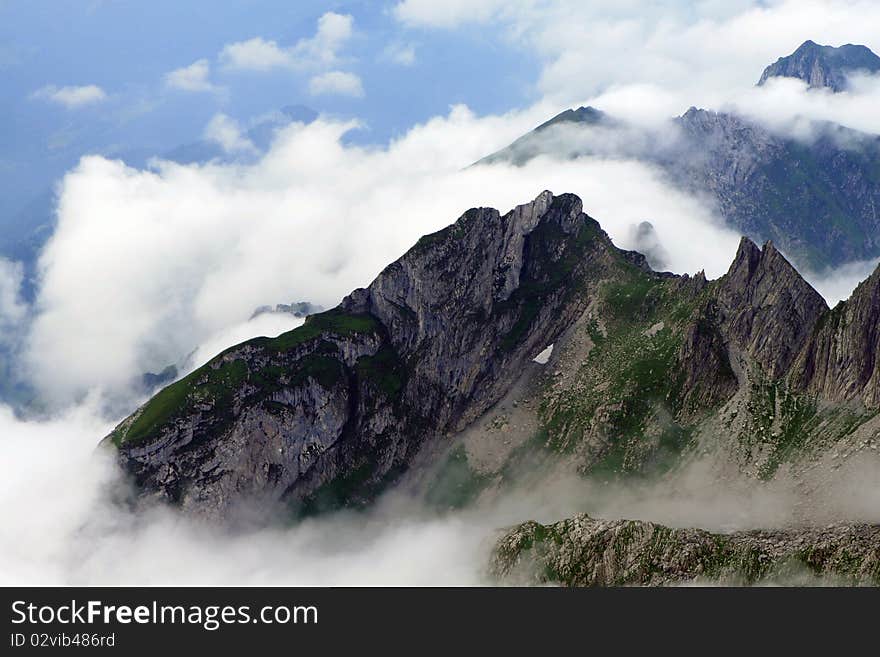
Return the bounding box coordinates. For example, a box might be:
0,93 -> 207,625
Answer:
308,71 -> 364,97
219,37 -> 294,71
165,59 -> 218,92
2,394 -> 879,584
219,12 -> 354,72
382,42 -> 417,66
203,113 -> 257,153
393,0 -> 880,116
306,11 -> 355,66
31,84 -> 107,108
394,0 -> 509,28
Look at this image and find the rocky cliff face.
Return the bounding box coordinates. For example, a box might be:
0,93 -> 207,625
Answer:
716,237 -> 828,379
108,192 -> 633,517
491,514 -> 880,586
792,266 -> 880,409
401,203 -> 880,503
105,190 -> 880,586
757,40 -> 880,91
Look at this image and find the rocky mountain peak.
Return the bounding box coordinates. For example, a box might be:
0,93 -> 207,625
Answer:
757,39 -> 880,91
105,191 -> 880,523
534,106 -> 607,132
107,191 -> 618,517
717,237 -> 828,378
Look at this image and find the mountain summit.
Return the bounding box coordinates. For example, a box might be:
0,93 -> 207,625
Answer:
757,39 -> 880,91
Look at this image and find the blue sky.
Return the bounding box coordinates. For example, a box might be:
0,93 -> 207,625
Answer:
0,1 -> 539,225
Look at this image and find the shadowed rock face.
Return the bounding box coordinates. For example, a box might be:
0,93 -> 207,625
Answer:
491,514 -> 880,586
792,267 -> 880,408
757,40 -> 880,92
717,237 -> 828,379
668,108 -> 880,269
107,192 -> 631,518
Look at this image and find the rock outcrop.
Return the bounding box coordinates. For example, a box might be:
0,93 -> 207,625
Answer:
716,237 -> 828,379
491,514 -> 880,586
757,40 -> 880,92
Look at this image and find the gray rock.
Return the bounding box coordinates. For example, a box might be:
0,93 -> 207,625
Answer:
491,513 -> 880,586
716,237 -> 828,379
757,39 -> 880,92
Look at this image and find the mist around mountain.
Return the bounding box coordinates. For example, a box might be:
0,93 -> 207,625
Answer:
105,191 -> 880,585
479,41 -> 880,271
5,24 -> 880,588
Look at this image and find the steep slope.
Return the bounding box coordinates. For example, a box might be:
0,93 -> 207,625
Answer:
491,514 -> 880,586
107,192 -> 643,517
758,40 -> 880,91
479,104 -> 880,269
716,237 -> 828,379
477,106 -> 612,166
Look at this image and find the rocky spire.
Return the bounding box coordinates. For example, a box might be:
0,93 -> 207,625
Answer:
716,237 -> 828,379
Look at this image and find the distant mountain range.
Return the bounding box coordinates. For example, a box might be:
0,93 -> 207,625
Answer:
480,40 -> 880,270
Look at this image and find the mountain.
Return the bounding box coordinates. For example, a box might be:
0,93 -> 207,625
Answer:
667,108 -> 880,268
491,514 -> 880,586
480,104 -> 880,269
477,41 -> 880,269
758,40 -> 880,91
107,192 -> 880,527
477,106 -> 611,166
107,192 -> 628,517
